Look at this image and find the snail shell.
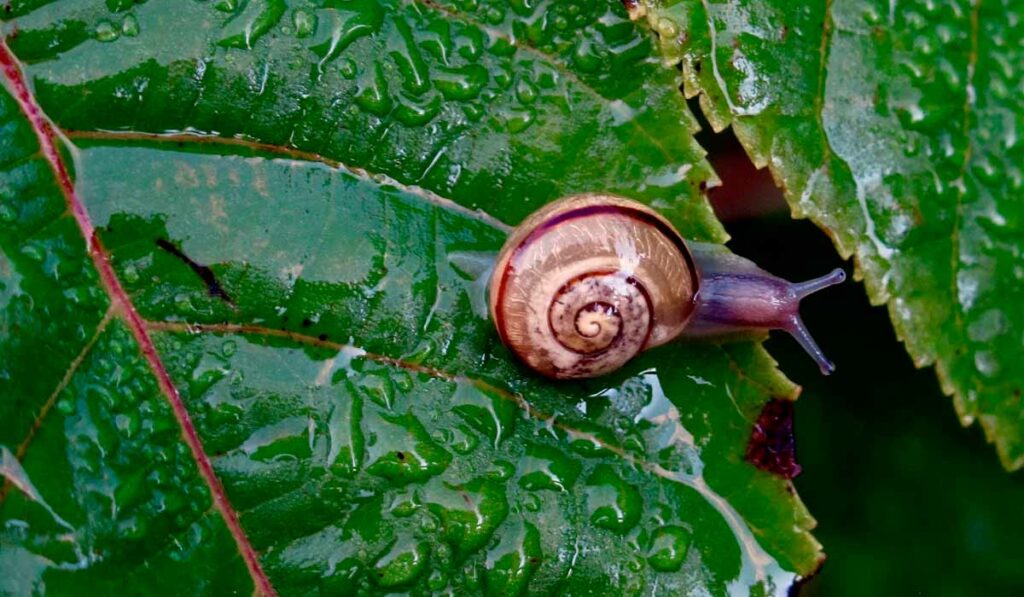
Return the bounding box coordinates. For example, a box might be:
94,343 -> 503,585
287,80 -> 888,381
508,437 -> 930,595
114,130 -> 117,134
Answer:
488,194 -> 847,379
488,194 -> 698,379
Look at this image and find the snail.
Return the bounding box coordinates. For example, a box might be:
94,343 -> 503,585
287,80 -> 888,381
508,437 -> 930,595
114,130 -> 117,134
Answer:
488,194 -> 846,379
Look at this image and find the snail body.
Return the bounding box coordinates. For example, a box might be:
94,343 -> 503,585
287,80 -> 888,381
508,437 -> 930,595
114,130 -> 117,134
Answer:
488,194 -> 845,379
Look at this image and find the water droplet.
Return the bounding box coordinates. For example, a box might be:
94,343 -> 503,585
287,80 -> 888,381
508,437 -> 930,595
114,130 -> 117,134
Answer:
515,78 -> 538,104
115,412 -> 141,438
121,14 -> 140,37
585,465 -> 642,534
504,108 -> 535,133
484,520 -> 542,594
450,424 -> 480,455
517,443 -> 581,492
454,27 -> 484,61
392,371 -> 414,393
401,338 -> 435,365
424,477 -> 509,555
485,6 -> 505,24
353,369 -> 395,410
389,491 -> 419,517
451,380 -> 517,448
646,525 -> 691,572
239,416 -> 312,462
217,0 -> 285,48
311,2 -> 384,66
565,422 -> 615,457
462,103 -> 484,122
327,386 -> 363,474
122,263 -> 140,284
655,17 -> 678,38
435,65 -> 488,101
572,36 -> 600,72
365,411 -> 451,484
339,58 -> 358,79
394,92 -> 442,126
507,0 -> 534,16
220,340 -> 237,357
373,537 -> 429,587
56,396 -> 74,416
96,20 -> 119,42
974,351 -> 1000,378
426,569 -> 448,591
489,460 -> 515,481
293,8 -> 316,38
967,309 -> 1008,342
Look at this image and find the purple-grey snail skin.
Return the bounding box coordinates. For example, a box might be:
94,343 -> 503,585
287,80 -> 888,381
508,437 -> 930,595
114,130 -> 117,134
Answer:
488,193 -> 846,380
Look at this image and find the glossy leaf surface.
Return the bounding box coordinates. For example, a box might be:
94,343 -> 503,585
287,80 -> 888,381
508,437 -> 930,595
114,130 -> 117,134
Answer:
631,0 -> 1024,469
1,0 -> 821,594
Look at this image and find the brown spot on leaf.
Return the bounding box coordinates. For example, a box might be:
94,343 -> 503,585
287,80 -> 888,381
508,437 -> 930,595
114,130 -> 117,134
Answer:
788,553 -> 827,596
746,398 -> 801,479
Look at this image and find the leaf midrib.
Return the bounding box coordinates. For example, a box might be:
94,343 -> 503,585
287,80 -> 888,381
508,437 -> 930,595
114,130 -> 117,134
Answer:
0,40 -> 277,597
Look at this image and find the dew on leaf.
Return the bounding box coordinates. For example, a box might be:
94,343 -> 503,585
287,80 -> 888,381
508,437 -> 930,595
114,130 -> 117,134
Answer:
423,477 -> 509,555
339,58 -> 358,79
121,14 -> 140,37
364,411 -> 452,484
449,423 -> 480,455
646,525 -> 691,572
484,520 -> 542,595
293,8 -> 316,38
450,380 -> 517,448
373,537 -> 429,588
484,6 -> 505,25
394,92 -> 442,126
354,63 -> 393,116
214,0 -> 238,12
434,64 -> 489,101
517,442 -> 581,492
515,78 -> 538,104
95,20 -> 119,42
585,464 -> 643,534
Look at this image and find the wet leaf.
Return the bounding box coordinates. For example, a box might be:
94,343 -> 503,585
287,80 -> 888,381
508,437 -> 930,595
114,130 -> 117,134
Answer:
631,0 -> 1024,469
2,1 -> 819,594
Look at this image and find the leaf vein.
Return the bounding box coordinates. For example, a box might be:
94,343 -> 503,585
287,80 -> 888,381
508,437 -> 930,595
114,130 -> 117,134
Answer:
63,129 -> 512,233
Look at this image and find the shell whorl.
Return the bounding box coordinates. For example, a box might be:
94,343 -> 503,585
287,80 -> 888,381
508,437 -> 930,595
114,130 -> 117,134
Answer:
489,194 -> 699,379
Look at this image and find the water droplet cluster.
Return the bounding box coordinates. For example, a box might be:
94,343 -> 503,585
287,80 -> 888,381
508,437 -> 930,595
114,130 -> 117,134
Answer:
8,0 -> 718,233
639,0 -> 1024,463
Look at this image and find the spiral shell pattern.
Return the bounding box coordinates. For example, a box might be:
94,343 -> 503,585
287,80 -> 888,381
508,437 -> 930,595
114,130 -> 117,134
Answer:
489,194 -> 699,379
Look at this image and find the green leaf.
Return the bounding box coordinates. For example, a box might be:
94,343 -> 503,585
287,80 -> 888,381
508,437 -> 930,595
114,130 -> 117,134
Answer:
1,0 -> 820,593
631,0 -> 1024,469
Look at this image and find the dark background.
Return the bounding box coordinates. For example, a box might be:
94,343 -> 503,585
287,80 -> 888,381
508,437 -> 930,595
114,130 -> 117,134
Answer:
696,108 -> 1024,595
